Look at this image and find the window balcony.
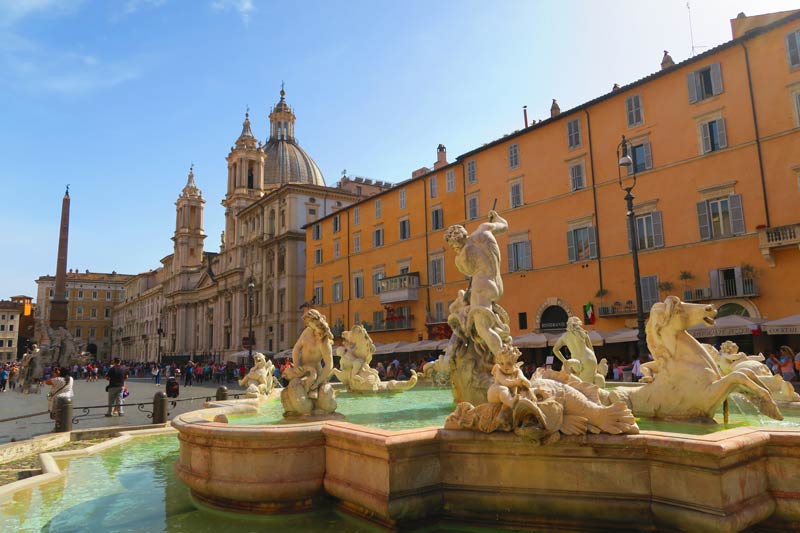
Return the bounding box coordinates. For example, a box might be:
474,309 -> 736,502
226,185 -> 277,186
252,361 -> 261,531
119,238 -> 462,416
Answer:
378,273 -> 420,304
598,302 -> 638,317
683,278 -> 758,301
365,316 -> 414,332
758,223 -> 800,266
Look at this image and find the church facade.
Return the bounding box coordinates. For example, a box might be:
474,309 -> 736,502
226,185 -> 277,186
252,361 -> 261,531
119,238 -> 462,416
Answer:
114,90 -> 365,362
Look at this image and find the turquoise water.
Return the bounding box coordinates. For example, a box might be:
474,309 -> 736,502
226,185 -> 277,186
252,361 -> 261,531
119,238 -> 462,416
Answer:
228,386 -> 457,430
229,387 -> 800,435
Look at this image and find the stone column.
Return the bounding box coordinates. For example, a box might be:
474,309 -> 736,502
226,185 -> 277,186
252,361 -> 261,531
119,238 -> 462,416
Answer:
50,188 -> 70,329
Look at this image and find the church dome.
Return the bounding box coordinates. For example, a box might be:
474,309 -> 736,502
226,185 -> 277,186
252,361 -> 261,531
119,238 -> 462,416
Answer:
262,88 -> 325,187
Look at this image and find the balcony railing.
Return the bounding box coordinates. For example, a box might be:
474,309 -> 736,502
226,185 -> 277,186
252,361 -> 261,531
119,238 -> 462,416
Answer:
598,302 -> 638,317
758,223 -> 800,266
683,278 -> 758,301
378,273 -> 420,304
365,316 -> 414,332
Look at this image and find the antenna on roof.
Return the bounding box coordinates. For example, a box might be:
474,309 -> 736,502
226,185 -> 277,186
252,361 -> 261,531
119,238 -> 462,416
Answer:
687,1 -> 709,57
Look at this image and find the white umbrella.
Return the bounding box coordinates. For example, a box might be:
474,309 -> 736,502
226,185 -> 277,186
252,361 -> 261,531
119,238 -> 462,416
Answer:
762,314 -> 800,335
687,315 -> 763,338
513,332 -> 548,348
602,328 -> 640,344
544,330 -> 604,347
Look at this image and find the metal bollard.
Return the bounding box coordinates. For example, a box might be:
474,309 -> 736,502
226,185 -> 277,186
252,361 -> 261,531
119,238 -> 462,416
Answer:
216,386 -> 228,401
54,396 -> 73,433
153,391 -> 168,424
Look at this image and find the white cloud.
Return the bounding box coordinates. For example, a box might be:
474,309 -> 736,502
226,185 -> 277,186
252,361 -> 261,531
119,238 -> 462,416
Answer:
124,0 -> 167,15
210,0 -> 254,24
0,0 -> 85,27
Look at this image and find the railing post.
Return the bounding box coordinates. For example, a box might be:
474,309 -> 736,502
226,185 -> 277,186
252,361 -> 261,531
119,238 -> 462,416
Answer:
153,391 -> 168,424
54,396 -> 73,433
216,386 -> 228,401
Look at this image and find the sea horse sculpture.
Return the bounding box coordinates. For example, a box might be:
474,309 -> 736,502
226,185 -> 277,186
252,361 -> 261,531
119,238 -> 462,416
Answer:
333,325 -> 417,393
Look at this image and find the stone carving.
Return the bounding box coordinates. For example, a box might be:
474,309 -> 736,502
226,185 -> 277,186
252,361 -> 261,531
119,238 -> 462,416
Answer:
444,210 -> 513,405
238,352 -> 277,398
421,352 -> 451,386
445,345 -> 639,444
611,297 -> 783,421
706,341 -> 800,403
281,309 -> 337,417
551,316 -> 605,386
333,325 -> 418,393
18,344 -> 44,393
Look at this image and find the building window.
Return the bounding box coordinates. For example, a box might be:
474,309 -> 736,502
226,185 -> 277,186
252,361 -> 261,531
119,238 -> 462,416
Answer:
629,140 -> 653,173
567,118 -> 581,149
429,256 -> 444,285
354,207 -> 360,225
430,176 -> 438,198
104,327 -> 110,338
89,327 -> 96,338
467,160 -> 477,184
510,181 -> 523,208
278,289 -> 285,312
334,240 -> 340,259
399,189 -> 406,209
313,286 -> 324,306
626,94 -> 644,127
76,306 -> 83,317
333,281 -> 343,303
373,228 -> 384,247
314,248 -> 323,265
399,219 -> 410,240
434,301 -> 445,322
353,311 -> 360,326
78,290 -> 84,300
92,291 -> 98,300
312,223 -> 322,240
375,199 -> 382,218
372,270 -> 385,295
508,240 -> 532,272
508,143 -> 519,169
700,118 -> 727,154
90,308 -> 97,318
570,163 -> 585,191
697,194 -> 745,240
105,291 -> 111,300
332,215 -> 341,233
641,275 -> 659,312
566,226 -> 597,262
468,195 -> 479,220
353,274 -> 364,299
788,29 -> 800,68
794,91 -> 800,127
49,289 -> 54,298
629,211 -> 664,251
431,207 -> 444,231
353,232 -> 361,253
446,169 -> 455,192
518,312 -> 528,330
75,327 -> 82,338
688,62 -> 723,103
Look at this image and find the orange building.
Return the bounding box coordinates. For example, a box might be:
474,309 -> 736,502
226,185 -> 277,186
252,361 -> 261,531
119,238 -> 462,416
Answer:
305,11 -> 800,359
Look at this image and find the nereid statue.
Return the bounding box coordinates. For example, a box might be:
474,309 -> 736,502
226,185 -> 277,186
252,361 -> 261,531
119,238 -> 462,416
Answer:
551,316 -> 605,386
281,309 -> 337,416
333,325 -> 417,393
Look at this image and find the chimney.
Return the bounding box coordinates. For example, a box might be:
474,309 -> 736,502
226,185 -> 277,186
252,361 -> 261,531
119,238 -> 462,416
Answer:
434,144 -> 448,169
661,50 -> 675,70
550,99 -> 561,117
523,105 -> 529,128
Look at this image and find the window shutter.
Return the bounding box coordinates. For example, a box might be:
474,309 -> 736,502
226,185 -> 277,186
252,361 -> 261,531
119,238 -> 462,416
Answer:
710,62 -> 723,95
687,72 -> 698,103
626,97 -> 635,126
734,266 -> 744,296
642,276 -> 658,311
709,269 -> 720,299
729,193 -> 745,235
701,122 -> 711,153
716,118 -> 727,149
507,244 -> 517,272
787,31 -> 800,67
697,201 -> 711,240
588,227 -> 598,259
523,241 -> 532,270
626,217 -> 633,251
566,230 -> 576,262
643,141 -> 653,170
652,210 -> 664,248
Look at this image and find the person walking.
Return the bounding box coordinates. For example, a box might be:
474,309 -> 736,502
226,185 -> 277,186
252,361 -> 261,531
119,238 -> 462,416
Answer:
779,346 -> 796,382
46,367 -> 74,419
152,364 -> 161,386
105,358 -> 128,417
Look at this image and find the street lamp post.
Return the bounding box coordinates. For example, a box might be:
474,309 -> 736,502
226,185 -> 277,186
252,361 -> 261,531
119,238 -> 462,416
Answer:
157,307 -> 164,366
617,135 -> 648,358
247,276 -> 255,360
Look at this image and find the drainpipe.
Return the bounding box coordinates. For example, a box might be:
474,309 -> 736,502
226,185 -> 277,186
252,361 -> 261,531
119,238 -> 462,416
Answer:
740,42 -> 770,227
346,208 -> 351,327
584,109 -> 604,293
423,177 -> 431,338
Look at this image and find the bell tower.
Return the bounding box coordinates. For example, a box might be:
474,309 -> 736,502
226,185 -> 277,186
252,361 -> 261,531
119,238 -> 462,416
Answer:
268,85 -> 296,143
173,165 -> 206,271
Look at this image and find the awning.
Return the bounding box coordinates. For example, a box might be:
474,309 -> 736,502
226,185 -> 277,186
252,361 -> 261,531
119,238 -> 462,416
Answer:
373,341 -> 413,355
687,315 -> 763,339
544,330 -> 604,347
602,328 -> 640,344
762,314 -> 800,335
512,332 -> 548,348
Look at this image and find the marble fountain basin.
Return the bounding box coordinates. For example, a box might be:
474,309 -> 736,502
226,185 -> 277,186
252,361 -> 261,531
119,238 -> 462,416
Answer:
172,390 -> 800,531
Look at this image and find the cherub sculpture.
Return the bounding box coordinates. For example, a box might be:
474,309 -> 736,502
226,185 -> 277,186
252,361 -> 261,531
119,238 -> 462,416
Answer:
238,352 -> 276,399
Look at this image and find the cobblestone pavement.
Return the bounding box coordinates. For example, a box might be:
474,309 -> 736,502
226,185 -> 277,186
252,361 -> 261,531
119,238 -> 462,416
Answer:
0,376 -> 248,444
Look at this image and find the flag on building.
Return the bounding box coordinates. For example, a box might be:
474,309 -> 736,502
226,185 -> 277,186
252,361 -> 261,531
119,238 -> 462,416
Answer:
583,303 -> 596,325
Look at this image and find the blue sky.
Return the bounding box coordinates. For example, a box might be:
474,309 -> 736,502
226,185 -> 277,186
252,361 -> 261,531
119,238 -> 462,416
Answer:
1,0 -> 796,300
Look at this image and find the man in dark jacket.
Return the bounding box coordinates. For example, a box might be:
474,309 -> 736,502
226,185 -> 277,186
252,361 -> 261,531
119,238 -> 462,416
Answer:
105,358 -> 128,416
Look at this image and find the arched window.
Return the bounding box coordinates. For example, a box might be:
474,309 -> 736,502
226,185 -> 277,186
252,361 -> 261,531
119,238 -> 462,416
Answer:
540,306 -> 569,331
716,303 -> 750,318
268,210 -> 276,235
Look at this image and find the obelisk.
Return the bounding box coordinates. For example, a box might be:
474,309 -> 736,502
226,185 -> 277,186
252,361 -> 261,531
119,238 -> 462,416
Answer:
49,186 -> 70,329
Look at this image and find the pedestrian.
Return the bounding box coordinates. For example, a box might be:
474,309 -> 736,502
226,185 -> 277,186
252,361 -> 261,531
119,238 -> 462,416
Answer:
105,358 -> 128,417
0,365 -> 8,392
632,356 -> 643,382
779,346 -> 796,382
46,367 -> 74,419
152,364 -> 161,385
